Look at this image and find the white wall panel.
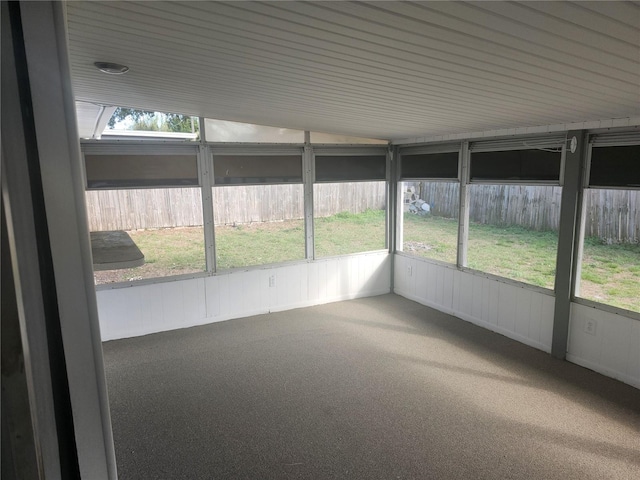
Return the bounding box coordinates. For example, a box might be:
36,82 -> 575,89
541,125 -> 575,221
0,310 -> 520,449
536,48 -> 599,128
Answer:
568,303 -> 640,389
497,283 -> 517,333
97,253 -> 390,341
540,295 -> 555,349
514,287 -> 531,339
394,254 -> 639,388
471,276 -> 483,320
394,254 -> 554,353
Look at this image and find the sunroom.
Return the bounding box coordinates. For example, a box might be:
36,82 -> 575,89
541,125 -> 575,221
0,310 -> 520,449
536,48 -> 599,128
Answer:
2,1 -> 639,479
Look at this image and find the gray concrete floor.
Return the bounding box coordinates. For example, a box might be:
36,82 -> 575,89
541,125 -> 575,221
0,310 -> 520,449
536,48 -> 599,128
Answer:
103,294 -> 640,479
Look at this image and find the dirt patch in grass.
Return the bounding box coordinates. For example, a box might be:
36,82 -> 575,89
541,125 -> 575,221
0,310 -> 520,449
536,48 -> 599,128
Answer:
94,226 -> 206,284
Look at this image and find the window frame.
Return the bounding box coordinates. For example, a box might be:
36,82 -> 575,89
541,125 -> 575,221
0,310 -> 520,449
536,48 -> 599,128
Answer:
468,136 -> 566,186
461,138 -> 565,290
312,146 -> 390,257
572,135 -> 640,319
398,143 -> 461,183
82,142 -> 201,190
396,144 -> 461,264
82,141 -> 209,287
313,146 -> 388,183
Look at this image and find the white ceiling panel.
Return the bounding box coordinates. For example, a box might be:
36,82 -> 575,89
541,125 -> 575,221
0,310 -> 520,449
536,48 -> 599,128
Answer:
65,1 -> 640,141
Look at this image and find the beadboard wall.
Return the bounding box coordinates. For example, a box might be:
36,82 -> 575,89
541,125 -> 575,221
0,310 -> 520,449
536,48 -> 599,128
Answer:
568,303 -> 640,389
96,252 -> 390,341
393,254 -> 555,353
394,253 -> 639,389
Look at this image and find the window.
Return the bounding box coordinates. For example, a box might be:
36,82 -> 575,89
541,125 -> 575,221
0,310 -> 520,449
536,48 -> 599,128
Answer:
397,147 -> 460,263
212,184 -> 305,269
85,154 -> 198,189
310,131 -> 388,144
400,181 -> 459,264
313,150 -> 387,257
470,149 -> 561,183
103,107 -> 199,141
314,181 -> 387,257
401,152 -> 459,180
315,155 -> 386,182
87,188 -> 206,284
213,154 -> 302,185
84,148 -> 206,285
211,151 -> 305,269
576,188 -> 640,313
466,184 -> 562,288
588,144 -> 640,188
464,141 -> 564,288
576,139 -> 640,313
205,119 -> 304,143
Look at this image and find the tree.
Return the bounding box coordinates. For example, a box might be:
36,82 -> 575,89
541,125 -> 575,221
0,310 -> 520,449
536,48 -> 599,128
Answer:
108,107 -> 198,134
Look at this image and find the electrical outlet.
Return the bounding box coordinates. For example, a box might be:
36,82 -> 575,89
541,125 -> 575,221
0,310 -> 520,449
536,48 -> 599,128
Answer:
584,319 -> 597,336
269,275 -> 276,288
407,265 -> 413,277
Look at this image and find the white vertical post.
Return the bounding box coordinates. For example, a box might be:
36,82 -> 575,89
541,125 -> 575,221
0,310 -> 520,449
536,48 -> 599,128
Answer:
392,147 -> 402,253
389,147 -> 400,292
303,131 -> 315,260
552,131 -> 586,359
384,147 -> 396,253
2,3 -> 63,476
15,1 -> 118,477
457,141 -> 470,267
199,144 -> 216,273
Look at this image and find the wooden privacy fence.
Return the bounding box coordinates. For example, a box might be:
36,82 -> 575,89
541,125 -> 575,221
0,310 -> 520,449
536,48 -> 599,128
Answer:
86,183 -> 639,243
469,185 -> 563,232
86,188 -> 204,232
86,182 -> 386,231
583,189 -> 640,244
411,182 -> 639,243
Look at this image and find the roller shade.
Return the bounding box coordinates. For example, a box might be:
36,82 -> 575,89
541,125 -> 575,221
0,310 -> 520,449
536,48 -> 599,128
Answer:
470,149 -> 562,183
589,131 -> 640,147
85,154 -> 199,189
469,135 -> 566,152
400,151 -> 459,180
589,144 -> 640,188
315,155 -> 386,182
213,155 -> 302,185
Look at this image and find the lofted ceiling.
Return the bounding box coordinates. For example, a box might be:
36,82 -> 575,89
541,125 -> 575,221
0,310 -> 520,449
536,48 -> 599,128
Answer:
66,1 -> 640,141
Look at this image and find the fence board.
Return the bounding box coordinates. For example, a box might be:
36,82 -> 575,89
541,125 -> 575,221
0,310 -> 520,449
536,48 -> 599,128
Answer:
408,182 -> 638,243
86,183 -> 639,243
86,182 -> 386,230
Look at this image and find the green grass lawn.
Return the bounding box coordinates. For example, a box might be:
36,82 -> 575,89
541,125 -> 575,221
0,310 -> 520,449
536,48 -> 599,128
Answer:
579,237 -> 640,312
314,209 -> 386,257
215,220 -> 305,269
404,214 -> 559,288
402,213 -> 639,312
94,211 -> 639,314
93,227 -> 207,284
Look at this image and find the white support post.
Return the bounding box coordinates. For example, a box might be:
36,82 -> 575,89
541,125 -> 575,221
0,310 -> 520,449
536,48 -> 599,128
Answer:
199,144 -> 216,273
552,131 -> 587,359
303,132 -> 315,260
2,4 -> 63,476
457,141 -> 470,267
389,147 -> 401,292
392,147 -> 402,253
9,2 -> 118,477
385,146 -> 395,252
